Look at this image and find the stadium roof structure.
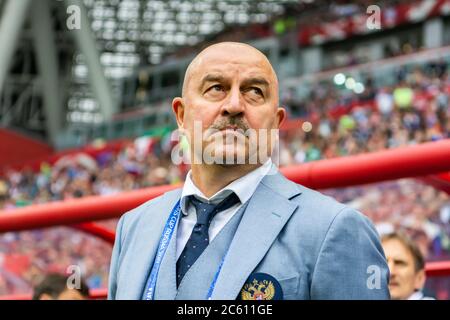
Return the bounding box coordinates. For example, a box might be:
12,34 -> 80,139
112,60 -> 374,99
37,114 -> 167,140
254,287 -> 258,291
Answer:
0,0 -> 310,147
85,0 -> 300,67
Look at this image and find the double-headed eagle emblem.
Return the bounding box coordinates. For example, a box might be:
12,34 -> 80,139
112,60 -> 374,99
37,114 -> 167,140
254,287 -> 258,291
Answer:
240,278 -> 275,300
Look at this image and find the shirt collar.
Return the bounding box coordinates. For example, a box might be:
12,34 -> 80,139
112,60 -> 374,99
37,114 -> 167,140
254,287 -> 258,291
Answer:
407,291 -> 424,300
180,159 -> 273,215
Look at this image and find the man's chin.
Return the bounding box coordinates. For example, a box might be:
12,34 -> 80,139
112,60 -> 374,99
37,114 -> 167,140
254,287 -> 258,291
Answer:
388,289 -> 407,300
207,150 -> 249,165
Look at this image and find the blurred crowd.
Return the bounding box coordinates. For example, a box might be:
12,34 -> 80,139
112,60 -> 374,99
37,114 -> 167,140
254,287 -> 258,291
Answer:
0,226 -> 112,296
281,61 -> 450,162
0,57 -> 449,296
0,136 -> 183,295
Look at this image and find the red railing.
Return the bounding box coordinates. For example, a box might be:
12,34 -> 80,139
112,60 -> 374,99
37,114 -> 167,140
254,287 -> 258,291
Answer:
0,288 -> 108,300
71,222 -> 116,245
1,139 -> 450,299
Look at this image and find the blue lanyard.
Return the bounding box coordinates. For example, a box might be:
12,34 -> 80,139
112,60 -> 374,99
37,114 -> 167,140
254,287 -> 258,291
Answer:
206,253 -> 227,300
143,199 -> 227,300
144,199 -> 181,300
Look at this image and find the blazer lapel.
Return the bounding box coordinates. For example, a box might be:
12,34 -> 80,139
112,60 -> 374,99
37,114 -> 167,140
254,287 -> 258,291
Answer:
120,188 -> 182,299
210,171 -> 302,300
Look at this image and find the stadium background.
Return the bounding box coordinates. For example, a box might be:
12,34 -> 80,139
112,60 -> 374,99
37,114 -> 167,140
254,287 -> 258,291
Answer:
0,0 -> 450,299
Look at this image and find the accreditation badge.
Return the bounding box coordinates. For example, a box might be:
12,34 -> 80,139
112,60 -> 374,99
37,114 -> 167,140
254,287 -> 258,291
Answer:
239,272 -> 283,300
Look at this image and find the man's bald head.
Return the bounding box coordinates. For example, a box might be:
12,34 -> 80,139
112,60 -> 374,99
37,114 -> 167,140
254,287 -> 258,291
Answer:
181,42 -> 278,98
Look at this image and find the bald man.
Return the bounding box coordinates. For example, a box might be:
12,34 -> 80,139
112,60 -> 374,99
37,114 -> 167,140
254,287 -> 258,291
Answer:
108,42 -> 390,300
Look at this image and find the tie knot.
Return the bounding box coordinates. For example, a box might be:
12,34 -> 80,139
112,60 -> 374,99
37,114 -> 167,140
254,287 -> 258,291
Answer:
189,192 -> 240,225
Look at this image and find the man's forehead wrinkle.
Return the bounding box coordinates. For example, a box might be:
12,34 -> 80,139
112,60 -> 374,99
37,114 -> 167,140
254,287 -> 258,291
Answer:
198,62 -> 276,85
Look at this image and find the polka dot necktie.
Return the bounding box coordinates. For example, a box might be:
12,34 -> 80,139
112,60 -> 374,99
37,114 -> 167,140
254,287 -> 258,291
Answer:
176,192 -> 240,287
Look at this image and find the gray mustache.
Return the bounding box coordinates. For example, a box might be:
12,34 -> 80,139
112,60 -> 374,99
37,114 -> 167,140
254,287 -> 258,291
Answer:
208,117 -> 250,132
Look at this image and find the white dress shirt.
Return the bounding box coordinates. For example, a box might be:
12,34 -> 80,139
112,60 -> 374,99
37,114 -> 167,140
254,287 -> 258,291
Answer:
407,291 -> 435,300
176,160 -> 273,260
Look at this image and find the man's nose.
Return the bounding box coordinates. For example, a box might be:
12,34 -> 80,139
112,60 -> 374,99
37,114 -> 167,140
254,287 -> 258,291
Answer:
221,87 -> 245,117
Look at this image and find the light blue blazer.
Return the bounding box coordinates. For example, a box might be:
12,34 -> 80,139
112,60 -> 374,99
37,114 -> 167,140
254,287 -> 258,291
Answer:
108,170 -> 390,300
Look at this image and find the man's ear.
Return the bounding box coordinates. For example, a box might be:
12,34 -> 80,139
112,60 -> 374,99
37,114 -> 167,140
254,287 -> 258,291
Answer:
172,97 -> 185,128
276,107 -> 287,128
414,269 -> 426,291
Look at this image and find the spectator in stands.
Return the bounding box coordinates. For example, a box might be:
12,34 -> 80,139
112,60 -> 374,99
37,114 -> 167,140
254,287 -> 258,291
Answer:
0,180 -> 8,209
381,232 -> 435,300
393,80 -> 414,111
32,273 -> 89,300
375,87 -> 394,118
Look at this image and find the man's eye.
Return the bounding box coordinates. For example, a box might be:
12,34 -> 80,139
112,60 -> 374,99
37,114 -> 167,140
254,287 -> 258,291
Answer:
395,261 -> 407,267
204,85 -> 226,99
249,87 -> 263,96
210,85 -> 223,92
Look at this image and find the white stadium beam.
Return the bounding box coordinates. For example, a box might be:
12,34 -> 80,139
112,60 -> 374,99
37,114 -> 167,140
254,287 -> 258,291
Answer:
64,0 -> 118,121
0,0 -> 32,97
31,0 -> 62,146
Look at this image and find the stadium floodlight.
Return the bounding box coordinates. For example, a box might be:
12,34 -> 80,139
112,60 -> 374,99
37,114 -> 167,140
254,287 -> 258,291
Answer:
353,82 -> 365,94
345,77 -> 356,90
333,73 -> 346,85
